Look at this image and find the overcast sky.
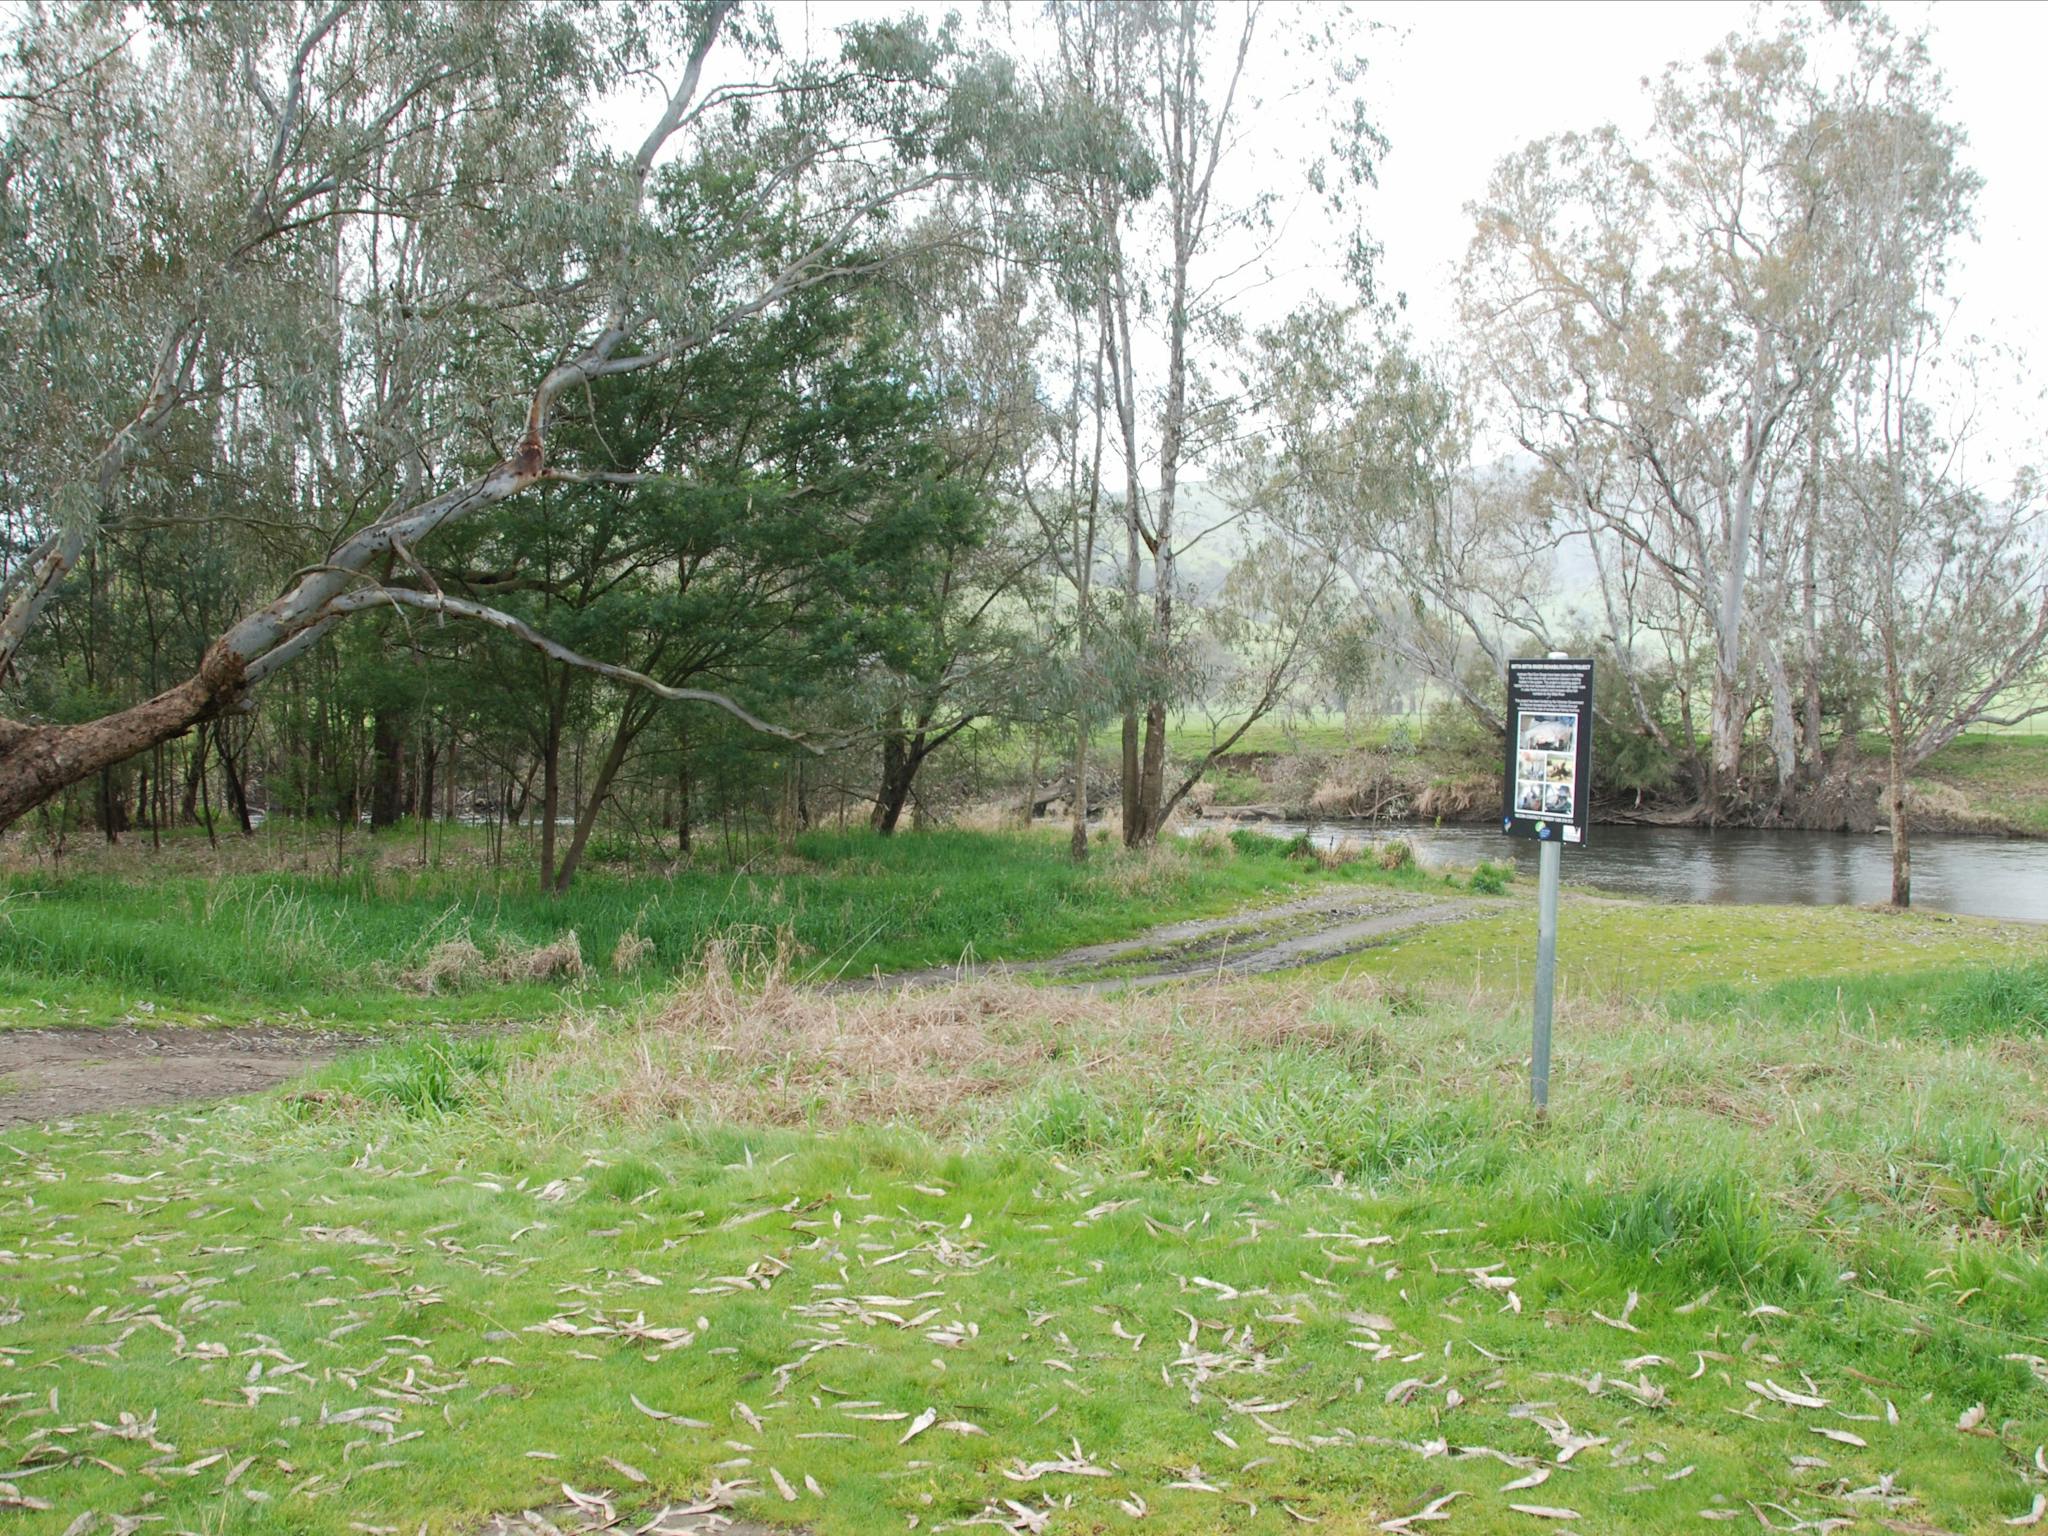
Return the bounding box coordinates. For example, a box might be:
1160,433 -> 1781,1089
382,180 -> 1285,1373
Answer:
1355,1 -> 2046,373
770,1 -> 2046,459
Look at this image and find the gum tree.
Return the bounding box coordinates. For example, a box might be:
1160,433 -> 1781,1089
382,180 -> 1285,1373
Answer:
0,1 -> 1013,828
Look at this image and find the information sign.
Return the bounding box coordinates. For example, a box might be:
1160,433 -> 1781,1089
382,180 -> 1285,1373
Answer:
1502,658 -> 1594,846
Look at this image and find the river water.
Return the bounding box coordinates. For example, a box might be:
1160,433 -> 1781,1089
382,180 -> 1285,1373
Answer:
1218,819 -> 2048,924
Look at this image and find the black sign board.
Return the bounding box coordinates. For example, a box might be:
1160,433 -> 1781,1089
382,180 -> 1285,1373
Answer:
1502,658 -> 1594,846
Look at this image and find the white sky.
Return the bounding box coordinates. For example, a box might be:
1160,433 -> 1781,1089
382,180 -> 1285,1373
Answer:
1355,1 -> 2047,376
769,0 -> 2047,461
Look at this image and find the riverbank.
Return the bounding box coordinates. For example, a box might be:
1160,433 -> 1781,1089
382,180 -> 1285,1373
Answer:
1189,818 -> 2048,922
1170,728 -> 2048,838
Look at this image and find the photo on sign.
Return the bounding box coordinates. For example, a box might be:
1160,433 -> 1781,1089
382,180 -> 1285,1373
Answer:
1517,711 -> 1576,754
1514,710 -> 1577,821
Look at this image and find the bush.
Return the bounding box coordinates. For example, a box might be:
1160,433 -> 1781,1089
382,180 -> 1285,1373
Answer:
1418,703 -> 1497,769
1468,860 -> 1512,895
1376,839 -> 1414,871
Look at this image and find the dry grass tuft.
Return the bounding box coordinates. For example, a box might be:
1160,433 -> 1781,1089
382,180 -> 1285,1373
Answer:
402,930 -> 585,992
611,929 -> 654,974
403,936 -> 486,994
1097,842 -> 1198,899
500,930 -> 586,984
560,946 -> 1419,1132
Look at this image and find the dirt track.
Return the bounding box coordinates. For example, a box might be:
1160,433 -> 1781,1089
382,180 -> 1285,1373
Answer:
854,887 -> 1477,991
0,1025 -> 346,1129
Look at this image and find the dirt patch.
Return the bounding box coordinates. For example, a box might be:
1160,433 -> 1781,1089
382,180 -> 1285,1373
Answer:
0,1025 -> 344,1128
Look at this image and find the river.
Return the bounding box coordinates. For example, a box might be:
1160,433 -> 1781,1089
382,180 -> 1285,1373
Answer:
1215,819 -> 2048,924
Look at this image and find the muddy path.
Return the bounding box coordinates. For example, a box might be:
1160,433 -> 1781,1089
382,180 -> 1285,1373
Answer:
0,1025 -> 349,1129
847,887 -> 1480,992
0,889 -> 1487,1128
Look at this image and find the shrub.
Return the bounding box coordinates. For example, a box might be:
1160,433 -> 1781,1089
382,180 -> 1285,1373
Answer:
1468,860 -> 1512,895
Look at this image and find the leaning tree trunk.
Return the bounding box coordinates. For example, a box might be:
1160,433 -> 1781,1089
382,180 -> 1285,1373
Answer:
0,651 -> 245,833
551,710 -> 644,894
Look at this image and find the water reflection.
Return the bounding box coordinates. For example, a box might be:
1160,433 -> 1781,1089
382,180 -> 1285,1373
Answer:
1211,820 -> 2048,924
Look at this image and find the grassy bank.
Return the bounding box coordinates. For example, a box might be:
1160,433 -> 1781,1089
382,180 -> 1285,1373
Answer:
5,940 -> 2046,1534
1911,733 -> 2048,835
1150,713 -> 2048,833
0,826 -> 1434,1029
1323,896 -> 2041,999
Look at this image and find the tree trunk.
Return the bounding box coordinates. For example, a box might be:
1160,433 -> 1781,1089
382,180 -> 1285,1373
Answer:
871,726 -> 923,835
1119,712 -> 1139,841
0,659 -> 241,832
551,709 -> 642,893
1763,643 -> 1798,809
1884,638 -> 1911,908
98,767 -> 125,843
180,735 -> 206,824
538,673 -> 567,891
1707,661 -> 1745,818
416,737 -> 438,824
676,732 -> 692,857
370,712 -> 405,829
1069,722 -> 1090,864
216,722 -> 254,834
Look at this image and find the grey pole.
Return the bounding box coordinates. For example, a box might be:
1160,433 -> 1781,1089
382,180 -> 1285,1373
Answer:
1530,648 -> 1570,1112
1531,836 -> 1560,1111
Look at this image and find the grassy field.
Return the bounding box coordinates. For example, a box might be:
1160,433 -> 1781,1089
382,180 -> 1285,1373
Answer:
2,825 -> 2042,1533
1320,896 -> 2043,1000
0,826 -> 1443,1029
3,888 -> 2046,1534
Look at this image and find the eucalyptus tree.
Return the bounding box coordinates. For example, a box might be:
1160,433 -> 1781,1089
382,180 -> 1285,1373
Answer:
0,0 -> 1018,829
1247,303 -> 1558,734
1460,8 -> 1976,815
1839,404 -> 2047,906
1041,0 -> 1383,846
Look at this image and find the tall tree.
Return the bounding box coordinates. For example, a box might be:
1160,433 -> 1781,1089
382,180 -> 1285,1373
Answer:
0,1 -> 1015,829
1461,8 -> 1975,816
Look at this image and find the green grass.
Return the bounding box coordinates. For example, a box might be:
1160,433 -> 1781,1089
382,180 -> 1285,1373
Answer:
1311,895 -> 2041,999
0,826 -> 1410,1028
5,946 -> 2047,1534
1912,732 -> 2048,834
1681,956 -> 2048,1042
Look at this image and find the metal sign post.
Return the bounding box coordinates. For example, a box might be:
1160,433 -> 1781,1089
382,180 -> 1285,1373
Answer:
1502,653 -> 1594,1113
1531,837 -> 1560,1110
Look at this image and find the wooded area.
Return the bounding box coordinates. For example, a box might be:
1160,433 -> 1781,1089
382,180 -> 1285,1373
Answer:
2,0 -> 2043,906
